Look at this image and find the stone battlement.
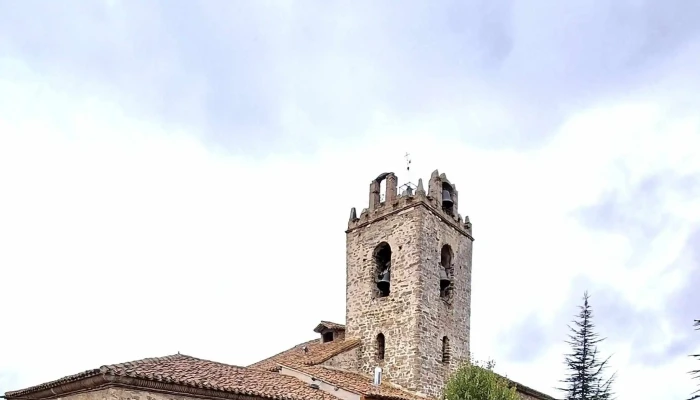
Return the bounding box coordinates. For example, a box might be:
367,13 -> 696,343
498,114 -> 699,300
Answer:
347,169 -> 473,237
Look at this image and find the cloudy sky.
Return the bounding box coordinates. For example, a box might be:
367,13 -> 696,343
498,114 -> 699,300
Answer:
1,1 -> 699,399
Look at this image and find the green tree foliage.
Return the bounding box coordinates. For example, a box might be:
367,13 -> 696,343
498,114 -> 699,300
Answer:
559,291 -> 616,400
442,357 -> 520,400
689,319 -> 700,400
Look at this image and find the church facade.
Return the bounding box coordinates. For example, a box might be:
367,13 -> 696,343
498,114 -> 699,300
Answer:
4,170 -> 556,400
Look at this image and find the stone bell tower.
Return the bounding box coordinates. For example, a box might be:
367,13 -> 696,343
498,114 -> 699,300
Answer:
345,170 -> 474,398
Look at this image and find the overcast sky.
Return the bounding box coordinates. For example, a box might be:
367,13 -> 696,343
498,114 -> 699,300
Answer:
1,1 -> 699,399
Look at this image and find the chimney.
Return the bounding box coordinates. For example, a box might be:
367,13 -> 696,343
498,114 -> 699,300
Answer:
373,367 -> 382,386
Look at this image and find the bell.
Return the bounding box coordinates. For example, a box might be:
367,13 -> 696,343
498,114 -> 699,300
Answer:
441,190 -> 453,207
439,269 -> 451,291
377,269 -> 391,292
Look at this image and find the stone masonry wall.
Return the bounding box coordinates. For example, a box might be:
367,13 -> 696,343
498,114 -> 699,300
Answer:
322,346 -> 360,370
415,206 -> 472,398
345,204 -> 424,391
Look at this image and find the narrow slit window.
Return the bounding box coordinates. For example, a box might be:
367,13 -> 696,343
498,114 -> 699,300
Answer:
442,336 -> 450,364
377,333 -> 386,361
440,244 -> 453,299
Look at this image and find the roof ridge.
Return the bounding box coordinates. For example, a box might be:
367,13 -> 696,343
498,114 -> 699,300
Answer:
248,338 -> 319,369
304,338 -> 361,365
313,321 -> 346,333
319,320 -> 344,326
175,354 -> 295,378
100,354 -> 183,370
101,353 -> 269,375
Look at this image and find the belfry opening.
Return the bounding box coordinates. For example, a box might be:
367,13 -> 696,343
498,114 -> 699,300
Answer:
374,242 -> 392,297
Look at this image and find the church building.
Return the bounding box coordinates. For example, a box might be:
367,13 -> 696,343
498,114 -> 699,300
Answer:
4,170 -> 556,400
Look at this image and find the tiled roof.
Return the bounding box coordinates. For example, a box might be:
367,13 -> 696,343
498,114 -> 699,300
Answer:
6,322 -> 555,400
249,338 -> 319,372
295,365 -> 427,400
5,354 -> 338,400
250,337 -> 361,372
4,368 -> 102,397
313,321 -> 346,333
249,336 -> 557,400
249,338 -> 426,400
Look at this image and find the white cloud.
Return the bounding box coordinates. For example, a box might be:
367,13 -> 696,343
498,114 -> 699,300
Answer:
1,48 -> 698,400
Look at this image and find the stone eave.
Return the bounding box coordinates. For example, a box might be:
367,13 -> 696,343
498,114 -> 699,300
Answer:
509,379 -> 559,400
3,370 -> 103,399
346,200 -> 474,241
4,374 -> 290,400
313,321 -> 346,334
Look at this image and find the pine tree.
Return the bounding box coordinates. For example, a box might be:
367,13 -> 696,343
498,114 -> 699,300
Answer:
689,319 -> 700,400
558,291 -> 616,400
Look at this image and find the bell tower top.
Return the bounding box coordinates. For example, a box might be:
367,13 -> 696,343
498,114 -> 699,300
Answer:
345,169 -> 474,398
347,169 -> 472,235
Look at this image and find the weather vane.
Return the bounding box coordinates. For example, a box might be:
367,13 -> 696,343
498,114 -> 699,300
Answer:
401,152 -> 416,196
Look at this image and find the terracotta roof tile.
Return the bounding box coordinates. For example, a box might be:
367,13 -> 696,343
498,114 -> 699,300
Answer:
249,338 -> 318,372
5,354 -> 337,400
4,369 -> 102,398
295,365 -> 427,400
249,337 -> 360,371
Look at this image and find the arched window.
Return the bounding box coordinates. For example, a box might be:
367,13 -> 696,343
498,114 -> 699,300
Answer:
440,244 -> 453,299
374,242 -> 392,298
369,172 -> 396,210
442,336 -> 450,364
377,333 -> 386,361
